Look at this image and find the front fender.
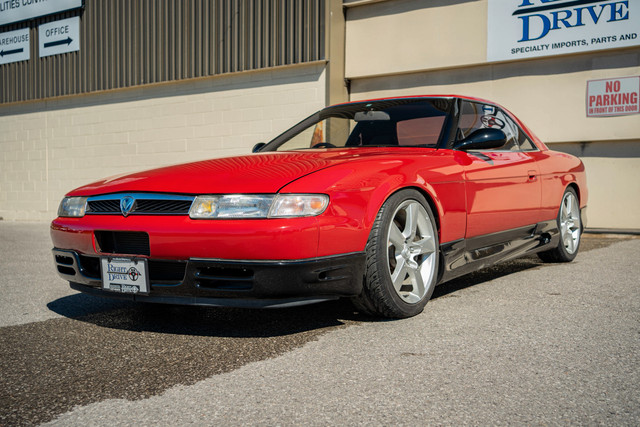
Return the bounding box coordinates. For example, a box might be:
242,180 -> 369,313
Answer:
279,155 -> 466,257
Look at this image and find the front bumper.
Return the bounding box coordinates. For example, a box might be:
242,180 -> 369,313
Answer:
52,249 -> 365,308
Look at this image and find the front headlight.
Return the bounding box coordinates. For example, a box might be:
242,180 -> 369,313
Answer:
269,194 -> 329,218
190,195 -> 275,219
189,194 -> 328,219
57,197 -> 88,217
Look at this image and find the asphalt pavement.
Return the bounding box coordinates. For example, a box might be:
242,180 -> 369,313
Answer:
0,221 -> 638,426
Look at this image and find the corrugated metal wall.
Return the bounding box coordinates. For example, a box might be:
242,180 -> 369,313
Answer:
0,0 -> 326,104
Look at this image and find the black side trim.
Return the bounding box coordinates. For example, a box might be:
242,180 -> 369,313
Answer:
438,220 -> 558,284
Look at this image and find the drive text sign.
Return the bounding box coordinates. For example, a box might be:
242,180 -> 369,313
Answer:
488,0 -> 640,62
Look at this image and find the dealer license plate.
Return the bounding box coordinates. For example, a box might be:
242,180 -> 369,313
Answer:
101,257 -> 149,294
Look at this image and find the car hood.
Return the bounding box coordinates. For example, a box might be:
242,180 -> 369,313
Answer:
68,148 -> 438,196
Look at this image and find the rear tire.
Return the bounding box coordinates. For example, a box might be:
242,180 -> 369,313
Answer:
352,190 -> 439,318
538,187 -> 582,263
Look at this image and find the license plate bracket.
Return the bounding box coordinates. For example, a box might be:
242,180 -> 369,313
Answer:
101,257 -> 150,294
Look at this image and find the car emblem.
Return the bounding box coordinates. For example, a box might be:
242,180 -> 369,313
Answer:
120,196 -> 135,217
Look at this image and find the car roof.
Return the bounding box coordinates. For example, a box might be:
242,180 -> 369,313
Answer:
328,95 -> 496,107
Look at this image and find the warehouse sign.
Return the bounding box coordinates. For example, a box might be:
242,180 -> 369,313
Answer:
487,0 -> 640,62
586,76 -> 640,117
0,27 -> 29,65
0,0 -> 82,26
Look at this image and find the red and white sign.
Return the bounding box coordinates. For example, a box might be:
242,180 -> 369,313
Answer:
586,76 -> 640,117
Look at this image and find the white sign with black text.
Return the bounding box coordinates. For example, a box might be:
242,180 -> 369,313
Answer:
0,27 -> 29,65
586,76 -> 640,117
487,0 -> 640,62
0,0 -> 82,26
38,16 -> 79,57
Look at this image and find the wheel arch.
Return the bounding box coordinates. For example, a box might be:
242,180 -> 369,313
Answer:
565,182 -> 586,231
566,182 -> 581,204
376,185 -> 443,236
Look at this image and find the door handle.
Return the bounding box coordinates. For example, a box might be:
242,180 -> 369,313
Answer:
528,170 -> 537,182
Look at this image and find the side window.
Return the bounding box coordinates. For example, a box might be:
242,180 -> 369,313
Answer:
517,130 -> 537,151
498,110 -> 538,151
494,109 -> 519,151
457,101 -> 537,152
456,101 -> 484,140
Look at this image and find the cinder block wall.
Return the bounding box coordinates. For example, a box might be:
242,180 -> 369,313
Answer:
0,63 -> 326,221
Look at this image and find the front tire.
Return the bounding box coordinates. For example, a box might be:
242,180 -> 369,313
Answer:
538,187 -> 582,263
352,190 -> 439,318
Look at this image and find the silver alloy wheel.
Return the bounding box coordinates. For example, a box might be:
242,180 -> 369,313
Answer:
385,200 -> 437,304
560,190 -> 581,254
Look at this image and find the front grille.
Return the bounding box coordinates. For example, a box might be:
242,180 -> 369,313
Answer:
78,255 -> 101,278
148,260 -> 187,282
55,255 -> 74,265
86,194 -> 194,215
57,265 -> 76,276
134,199 -> 193,214
194,265 -> 254,291
87,200 -> 120,213
95,231 -> 150,256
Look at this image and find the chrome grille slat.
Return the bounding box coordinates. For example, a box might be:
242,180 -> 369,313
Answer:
86,193 -> 194,216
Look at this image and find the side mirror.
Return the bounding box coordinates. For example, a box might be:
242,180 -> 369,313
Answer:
252,142 -> 266,153
454,128 -> 506,151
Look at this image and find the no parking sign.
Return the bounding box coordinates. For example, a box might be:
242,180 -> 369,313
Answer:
586,76 -> 640,117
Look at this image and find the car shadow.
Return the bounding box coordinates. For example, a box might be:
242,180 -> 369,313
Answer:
432,255 -> 543,300
47,293 -> 360,338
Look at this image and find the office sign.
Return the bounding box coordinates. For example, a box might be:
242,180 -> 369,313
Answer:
586,76 -> 640,117
39,17 -> 79,57
0,27 -> 29,65
0,0 -> 82,26
487,0 -> 640,62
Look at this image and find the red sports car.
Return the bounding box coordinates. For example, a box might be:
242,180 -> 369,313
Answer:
51,96 -> 587,318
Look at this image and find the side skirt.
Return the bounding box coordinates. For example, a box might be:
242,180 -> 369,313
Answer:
438,220 -> 559,284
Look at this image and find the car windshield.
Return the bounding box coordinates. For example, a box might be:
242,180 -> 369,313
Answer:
263,98 -> 452,151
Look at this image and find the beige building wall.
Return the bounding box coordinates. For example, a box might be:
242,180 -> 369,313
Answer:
345,0 -> 640,230
346,0 -> 488,77
0,63 -> 327,222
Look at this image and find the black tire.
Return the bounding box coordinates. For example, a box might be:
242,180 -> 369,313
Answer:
538,187 -> 582,263
352,189 -> 439,318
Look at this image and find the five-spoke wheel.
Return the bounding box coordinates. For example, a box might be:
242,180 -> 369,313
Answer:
386,200 -> 438,304
539,187 -> 582,263
353,190 -> 439,318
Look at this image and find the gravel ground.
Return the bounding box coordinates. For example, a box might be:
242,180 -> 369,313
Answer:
0,222 -> 638,426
